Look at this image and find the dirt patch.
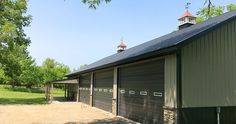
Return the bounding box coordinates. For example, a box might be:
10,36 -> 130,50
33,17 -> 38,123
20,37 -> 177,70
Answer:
0,102 -> 136,124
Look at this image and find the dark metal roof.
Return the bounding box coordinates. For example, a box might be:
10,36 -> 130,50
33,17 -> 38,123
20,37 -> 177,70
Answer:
68,10 -> 236,76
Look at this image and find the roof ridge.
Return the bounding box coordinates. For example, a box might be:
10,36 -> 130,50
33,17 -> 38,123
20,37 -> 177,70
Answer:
68,10 -> 236,76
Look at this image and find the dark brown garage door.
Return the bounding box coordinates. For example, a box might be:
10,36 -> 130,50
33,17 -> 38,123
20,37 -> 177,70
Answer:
118,59 -> 164,124
79,73 -> 91,105
93,69 -> 113,112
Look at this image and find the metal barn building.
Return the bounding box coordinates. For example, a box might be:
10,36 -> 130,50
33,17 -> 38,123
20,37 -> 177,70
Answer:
51,10 -> 236,124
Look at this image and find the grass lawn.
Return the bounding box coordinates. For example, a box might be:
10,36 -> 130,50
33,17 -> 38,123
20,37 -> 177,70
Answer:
0,85 -> 64,105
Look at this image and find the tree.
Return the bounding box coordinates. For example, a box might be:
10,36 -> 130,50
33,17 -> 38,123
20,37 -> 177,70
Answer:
196,5 -> 225,23
0,44 -> 40,88
0,0 -> 32,87
0,1 -> 71,88
81,0 -> 111,9
0,0 -> 31,49
1,45 -> 27,87
196,4 -> 236,23
81,0 -> 214,10
0,64 -> 8,84
19,55 -> 44,88
41,58 -> 70,84
204,0 -> 213,15
226,4 -> 236,11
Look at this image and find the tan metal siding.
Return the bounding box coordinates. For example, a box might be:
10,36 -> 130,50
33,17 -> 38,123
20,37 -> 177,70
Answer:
164,54 -> 177,108
181,19 -> 236,107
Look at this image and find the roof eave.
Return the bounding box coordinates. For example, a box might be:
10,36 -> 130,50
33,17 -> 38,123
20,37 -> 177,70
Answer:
66,45 -> 178,77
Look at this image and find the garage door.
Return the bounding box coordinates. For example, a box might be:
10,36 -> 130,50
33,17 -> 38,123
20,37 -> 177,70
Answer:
93,69 -> 113,112
79,73 -> 91,105
118,59 -> 164,124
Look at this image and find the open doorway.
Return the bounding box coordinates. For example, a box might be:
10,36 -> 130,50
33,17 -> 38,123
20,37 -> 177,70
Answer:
46,79 -> 79,102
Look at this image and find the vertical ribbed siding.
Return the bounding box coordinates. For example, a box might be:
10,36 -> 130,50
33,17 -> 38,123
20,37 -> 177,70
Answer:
181,19 -> 236,107
221,106 -> 236,123
164,54 -> 177,108
179,107 -> 216,124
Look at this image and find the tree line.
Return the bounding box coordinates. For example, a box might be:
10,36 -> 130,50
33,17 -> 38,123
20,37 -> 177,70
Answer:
0,0 -> 70,88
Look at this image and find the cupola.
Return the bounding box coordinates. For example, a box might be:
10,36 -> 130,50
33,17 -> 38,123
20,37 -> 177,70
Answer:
117,38 -> 127,53
178,3 -> 196,30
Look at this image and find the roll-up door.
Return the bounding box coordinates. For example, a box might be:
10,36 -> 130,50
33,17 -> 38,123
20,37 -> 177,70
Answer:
93,69 -> 113,112
79,73 -> 91,105
118,59 -> 165,124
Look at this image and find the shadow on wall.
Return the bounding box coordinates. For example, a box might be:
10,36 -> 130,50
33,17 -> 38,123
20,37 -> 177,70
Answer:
64,117 -> 137,124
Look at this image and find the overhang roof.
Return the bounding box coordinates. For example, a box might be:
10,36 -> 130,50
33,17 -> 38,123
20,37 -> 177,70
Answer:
50,79 -> 78,84
68,10 -> 236,77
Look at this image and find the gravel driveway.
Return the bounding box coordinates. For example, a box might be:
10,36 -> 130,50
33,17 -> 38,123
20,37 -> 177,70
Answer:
0,102 -> 136,124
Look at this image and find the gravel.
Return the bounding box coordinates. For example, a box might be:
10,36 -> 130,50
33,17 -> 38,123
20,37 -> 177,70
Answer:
0,102 -> 137,124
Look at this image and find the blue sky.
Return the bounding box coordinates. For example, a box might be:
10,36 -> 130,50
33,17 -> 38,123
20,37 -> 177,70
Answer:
25,0 -> 236,70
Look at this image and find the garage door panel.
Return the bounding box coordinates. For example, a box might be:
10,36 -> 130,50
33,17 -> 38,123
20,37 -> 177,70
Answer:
79,90 -> 90,104
121,74 -> 163,81
93,69 -> 113,112
95,79 -> 112,85
94,92 -> 112,101
79,74 -> 91,105
118,59 -> 164,124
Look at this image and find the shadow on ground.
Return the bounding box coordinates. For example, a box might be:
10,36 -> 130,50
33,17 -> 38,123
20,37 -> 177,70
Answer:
0,98 -> 47,105
53,97 -> 75,102
53,97 -> 67,102
64,117 -> 137,124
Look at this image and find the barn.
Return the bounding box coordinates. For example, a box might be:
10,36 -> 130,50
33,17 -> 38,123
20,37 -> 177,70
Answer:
51,10 -> 236,124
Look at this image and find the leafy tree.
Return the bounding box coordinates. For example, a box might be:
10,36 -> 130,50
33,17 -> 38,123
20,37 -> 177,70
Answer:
0,64 -> 8,84
81,0 -> 111,9
0,44 -> 40,88
41,58 -> 70,84
1,45 -> 27,87
226,4 -> 236,11
204,0 -> 213,15
0,1 -> 71,88
196,5 -> 225,23
0,0 -> 32,87
81,0 -> 215,10
0,0 -> 31,49
196,4 -> 236,23
19,56 -> 43,88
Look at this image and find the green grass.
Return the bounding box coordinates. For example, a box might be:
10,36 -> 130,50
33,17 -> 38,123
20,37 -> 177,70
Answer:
0,85 -> 64,105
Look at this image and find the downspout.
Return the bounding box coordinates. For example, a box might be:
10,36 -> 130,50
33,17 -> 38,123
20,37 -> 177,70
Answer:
176,49 -> 182,124
217,107 -> 221,124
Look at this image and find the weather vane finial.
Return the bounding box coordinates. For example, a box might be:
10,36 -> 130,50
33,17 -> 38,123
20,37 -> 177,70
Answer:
185,2 -> 191,11
121,37 -> 124,42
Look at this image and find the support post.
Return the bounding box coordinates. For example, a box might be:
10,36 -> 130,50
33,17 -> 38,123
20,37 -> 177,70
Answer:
90,72 -> 94,106
45,85 -> 47,100
50,83 -> 54,102
112,67 -> 118,115
64,84 -> 66,98
76,78 -> 80,102
45,84 -> 49,101
67,84 -> 69,100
